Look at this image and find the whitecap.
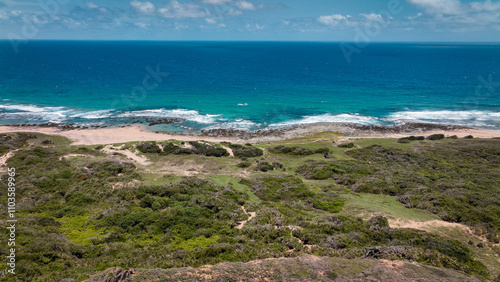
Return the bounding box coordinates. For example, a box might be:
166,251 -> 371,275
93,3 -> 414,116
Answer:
269,113 -> 381,127
204,119 -> 260,131
117,108 -> 221,124
70,110 -> 114,119
0,104 -> 70,123
386,110 -> 500,127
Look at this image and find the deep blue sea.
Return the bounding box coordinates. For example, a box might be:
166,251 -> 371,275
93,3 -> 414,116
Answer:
0,41 -> 499,132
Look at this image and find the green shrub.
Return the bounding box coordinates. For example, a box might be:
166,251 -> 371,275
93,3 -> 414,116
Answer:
427,134 -> 445,140
189,141 -> 229,157
313,148 -> 332,154
368,215 -> 389,229
236,162 -> 252,168
255,162 -> 275,172
267,145 -> 315,156
93,144 -> 104,150
397,138 -> 411,144
230,144 -> 263,158
87,161 -> 136,178
136,141 -> 161,153
338,143 -> 354,148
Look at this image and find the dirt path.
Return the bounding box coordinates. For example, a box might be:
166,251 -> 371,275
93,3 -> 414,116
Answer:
235,206 -> 256,229
58,154 -> 88,161
102,145 -> 151,166
0,150 -> 16,172
389,219 -> 473,234
220,145 -> 234,157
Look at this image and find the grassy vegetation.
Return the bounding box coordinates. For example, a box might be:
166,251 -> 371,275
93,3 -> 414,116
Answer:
0,132 -> 498,281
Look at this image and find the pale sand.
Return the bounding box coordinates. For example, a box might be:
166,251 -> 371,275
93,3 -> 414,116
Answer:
0,125 -> 237,145
0,124 -> 499,145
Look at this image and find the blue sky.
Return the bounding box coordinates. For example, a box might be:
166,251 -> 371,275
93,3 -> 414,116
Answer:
0,0 -> 499,41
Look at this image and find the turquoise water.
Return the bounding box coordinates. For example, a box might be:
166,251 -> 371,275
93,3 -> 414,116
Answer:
0,41 -> 499,132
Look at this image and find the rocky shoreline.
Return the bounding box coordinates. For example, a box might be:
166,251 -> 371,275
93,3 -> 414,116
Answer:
2,121 -> 473,140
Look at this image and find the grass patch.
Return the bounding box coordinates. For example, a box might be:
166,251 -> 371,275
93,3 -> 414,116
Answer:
340,193 -> 440,222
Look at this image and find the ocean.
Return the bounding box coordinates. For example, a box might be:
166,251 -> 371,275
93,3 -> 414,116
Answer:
0,41 -> 499,133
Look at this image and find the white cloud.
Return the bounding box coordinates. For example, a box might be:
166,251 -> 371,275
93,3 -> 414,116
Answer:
200,0 -> 232,4
407,0 -> 500,26
470,0 -> 500,12
130,0 -> 156,14
159,0 -> 209,18
237,1 -> 256,11
86,2 -> 98,9
0,10 -> 9,21
317,14 -> 354,26
360,13 -> 385,22
205,18 -> 217,24
226,9 -> 243,16
407,12 -> 423,20
408,0 -> 463,14
174,22 -> 188,30
245,23 -> 265,31
134,22 -> 148,28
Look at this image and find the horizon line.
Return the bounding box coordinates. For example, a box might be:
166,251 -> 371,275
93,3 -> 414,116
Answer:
1,39 -> 500,44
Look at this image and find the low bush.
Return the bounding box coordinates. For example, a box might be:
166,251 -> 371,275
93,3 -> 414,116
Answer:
162,142 -> 193,155
189,141 -> 229,157
427,134 -> 445,140
229,144 -> 263,158
255,162 -> 275,172
397,138 -> 411,144
136,141 -> 161,153
338,143 -> 354,148
236,161 -> 252,168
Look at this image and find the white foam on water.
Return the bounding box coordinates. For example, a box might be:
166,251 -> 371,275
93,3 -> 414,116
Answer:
387,110 -> 500,127
269,113 -> 381,127
117,108 -> 221,124
70,110 -> 114,119
204,119 -> 260,131
0,104 -> 70,123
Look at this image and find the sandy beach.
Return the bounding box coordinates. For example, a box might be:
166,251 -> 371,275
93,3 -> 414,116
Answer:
0,124 -> 499,145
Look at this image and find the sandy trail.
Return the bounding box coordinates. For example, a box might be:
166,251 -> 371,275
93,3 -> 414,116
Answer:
58,154 -> 88,161
235,206 -> 256,229
0,150 -> 16,172
220,145 -> 234,157
389,219 -> 473,233
102,145 -> 151,166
